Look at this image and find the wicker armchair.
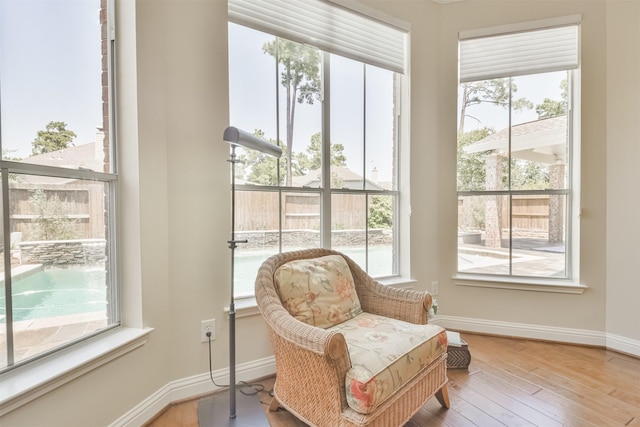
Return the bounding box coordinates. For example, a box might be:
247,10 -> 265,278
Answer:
255,248 -> 450,427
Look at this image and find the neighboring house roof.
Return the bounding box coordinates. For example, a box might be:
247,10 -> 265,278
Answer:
464,115 -> 567,164
291,166 -> 387,190
15,141 -> 106,185
25,142 -> 105,171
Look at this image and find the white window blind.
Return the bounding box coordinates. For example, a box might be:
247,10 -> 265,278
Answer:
228,0 -> 408,74
459,16 -> 580,83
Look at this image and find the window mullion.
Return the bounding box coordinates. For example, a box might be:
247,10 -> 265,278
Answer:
508,77 -> 513,276
275,37 -> 283,253
363,63 -> 369,271
321,52 -> 332,248
2,168 -> 14,367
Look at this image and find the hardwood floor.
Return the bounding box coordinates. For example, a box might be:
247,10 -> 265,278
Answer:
146,333 -> 640,426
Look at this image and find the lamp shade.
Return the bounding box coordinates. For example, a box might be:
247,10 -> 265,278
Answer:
223,126 -> 282,158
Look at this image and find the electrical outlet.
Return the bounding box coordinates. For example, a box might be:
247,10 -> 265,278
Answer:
431,281 -> 439,296
201,319 -> 215,343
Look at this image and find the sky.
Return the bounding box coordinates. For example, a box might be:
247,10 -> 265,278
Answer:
0,0 -> 102,159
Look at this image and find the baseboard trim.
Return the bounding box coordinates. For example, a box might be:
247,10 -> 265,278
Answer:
432,315 -> 607,346
606,333 -> 640,357
108,356 -> 276,427
433,315 -> 640,357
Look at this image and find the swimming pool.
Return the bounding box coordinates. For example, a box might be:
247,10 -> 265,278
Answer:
0,267 -> 107,323
233,246 -> 395,296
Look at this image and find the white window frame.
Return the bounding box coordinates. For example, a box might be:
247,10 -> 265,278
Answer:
228,1 -> 412,298
453,17 -> 586,294
0,0 -> 152,414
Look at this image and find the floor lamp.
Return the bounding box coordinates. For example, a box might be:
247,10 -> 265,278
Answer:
222,126 -> 282,419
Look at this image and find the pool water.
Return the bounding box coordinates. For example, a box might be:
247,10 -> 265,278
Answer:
233,246 -> 395,296
0,267 -> 107,323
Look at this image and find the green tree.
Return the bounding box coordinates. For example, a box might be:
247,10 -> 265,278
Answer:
238,131 -> 347,185
508,158 -> 549,190
535,79 -> 568,119
29,189 -> 78,241
459,79 -> 532,133
236,130 -> 284,186
31,121 -> 77,156
457,127 -> 494,191
263,39 -> 321,186
368,195 -> 392,229
295,132 -> 346,174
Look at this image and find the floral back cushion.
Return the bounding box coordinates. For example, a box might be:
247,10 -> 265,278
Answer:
274,255 -> 362,329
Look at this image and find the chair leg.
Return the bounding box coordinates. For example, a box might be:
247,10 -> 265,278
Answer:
269,395 -> 280,412
435,384 -> 450,409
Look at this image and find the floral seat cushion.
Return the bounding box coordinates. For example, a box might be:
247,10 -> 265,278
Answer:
328,312 -> 448,415
274,254 -> 362,329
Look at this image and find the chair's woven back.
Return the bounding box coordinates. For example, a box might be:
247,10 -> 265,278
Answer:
255,248 -> 345,329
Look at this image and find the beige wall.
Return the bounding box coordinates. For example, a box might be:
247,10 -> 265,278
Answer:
434,0 -> 639,348
605,0 -> 640,346
436,1 -> 609,331
2,0 -> 638,425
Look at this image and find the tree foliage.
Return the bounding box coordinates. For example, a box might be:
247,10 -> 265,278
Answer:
262,39 -> 321,186
535,79 -> 568,119
508,159 -> 549,190
457,127 -> 494,191
458,79 -> 532,133
31,121 -> 76,156
295,132 -> 346,174
237,131 -> 346,186
29,189 -> 78,241
368,195 -> 393,229
235,130 -> 283,186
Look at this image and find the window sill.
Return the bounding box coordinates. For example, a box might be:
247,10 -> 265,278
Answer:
453,274 -> 588,294
229,277 -> 417,319
378,276 -> 418,288
0,326 -> 153,416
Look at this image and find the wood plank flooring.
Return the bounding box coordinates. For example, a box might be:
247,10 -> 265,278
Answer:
146,333 -> 640,426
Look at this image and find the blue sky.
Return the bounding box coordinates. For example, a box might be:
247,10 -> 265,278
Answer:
0,0 -> 102,159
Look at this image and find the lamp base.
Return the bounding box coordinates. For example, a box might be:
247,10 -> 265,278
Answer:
197,389 -> 269,427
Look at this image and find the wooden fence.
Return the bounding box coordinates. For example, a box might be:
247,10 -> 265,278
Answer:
458,194 -> 565,232
236,191 -> 370,231
8,182 -> 106,242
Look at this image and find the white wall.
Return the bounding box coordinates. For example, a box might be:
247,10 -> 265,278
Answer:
605,0 -> 640,352
1,1 -> 638,426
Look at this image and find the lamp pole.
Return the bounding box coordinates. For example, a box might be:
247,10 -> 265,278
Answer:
222,127 -> 281,420
227,145 -> 247,418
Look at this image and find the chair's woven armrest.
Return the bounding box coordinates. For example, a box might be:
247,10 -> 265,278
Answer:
260,301 -> 349,360
364,284 -> 432,324
345,256 -> 432,324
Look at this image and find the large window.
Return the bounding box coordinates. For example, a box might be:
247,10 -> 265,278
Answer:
228,0 -> 406,296
456,18 -> 580,282
0,0 -> 117,371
